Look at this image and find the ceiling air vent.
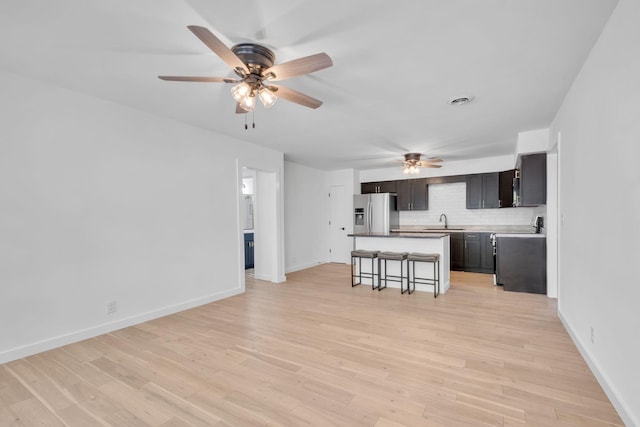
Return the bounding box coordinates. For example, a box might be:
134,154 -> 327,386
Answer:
449,95 -> 474,106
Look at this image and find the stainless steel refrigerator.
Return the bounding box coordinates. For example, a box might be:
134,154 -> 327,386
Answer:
353,193 -> 399,233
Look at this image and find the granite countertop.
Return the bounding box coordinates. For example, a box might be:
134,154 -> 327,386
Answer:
494,233 -> 546,238
391,225 -> 537,234
348,232 -> 449,239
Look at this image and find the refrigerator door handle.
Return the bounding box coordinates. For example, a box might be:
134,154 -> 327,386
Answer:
367,201 -> 372,232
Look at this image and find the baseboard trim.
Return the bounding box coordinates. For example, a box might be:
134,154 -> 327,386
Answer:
0,287 -> 244,365
285,260 -> 327,274
558,310 -> 636,427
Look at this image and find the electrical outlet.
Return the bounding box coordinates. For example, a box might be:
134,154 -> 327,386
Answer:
590,326 -> 595,344
106,301 -> 117,315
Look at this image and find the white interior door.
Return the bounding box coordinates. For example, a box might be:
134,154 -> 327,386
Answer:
329,185 -> 348,263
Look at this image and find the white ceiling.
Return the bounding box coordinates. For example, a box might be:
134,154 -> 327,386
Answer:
0,0 -> 617,170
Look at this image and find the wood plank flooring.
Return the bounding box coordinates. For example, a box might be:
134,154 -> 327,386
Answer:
0,264 -> 623,426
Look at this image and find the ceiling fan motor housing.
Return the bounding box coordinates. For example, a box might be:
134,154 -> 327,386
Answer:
404,153 -> 422,162
231,43 -> 276,73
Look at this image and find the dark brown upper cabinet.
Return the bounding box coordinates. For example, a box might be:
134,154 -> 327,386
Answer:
467,171 -> 516,209
361,180 -> 397,194
466,173 -> 499,209
499,170 -> 516,208
397,178 -> 428,211
519,153 -> 546,206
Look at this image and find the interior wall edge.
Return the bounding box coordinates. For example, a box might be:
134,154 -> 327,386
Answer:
0,287 -> 243,365
558,309 -> 636,427
285,260 -> 328,275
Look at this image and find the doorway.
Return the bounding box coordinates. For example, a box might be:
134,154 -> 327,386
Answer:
239,164 -> 285,287
329,185 -> 348,263
242,171 -> 255,275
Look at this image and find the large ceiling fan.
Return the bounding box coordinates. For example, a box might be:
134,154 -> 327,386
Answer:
158,26 -> 333,114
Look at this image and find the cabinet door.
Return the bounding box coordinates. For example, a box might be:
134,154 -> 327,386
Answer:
480,233 -> 494,273
361,182 -> 377,194
482,173 -> 500,208
450,233 -> 464,271
410,178 -> 428,210
520,153 -> 547,206
466,174 -> 483,209
499,170 -> 515,208
463,233 -> 481,270
379,181 -> 397,193
396,180 -> 412,211
244,233 -> 254,269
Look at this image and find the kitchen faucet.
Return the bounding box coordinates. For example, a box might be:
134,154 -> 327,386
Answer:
439,213 -> 448,229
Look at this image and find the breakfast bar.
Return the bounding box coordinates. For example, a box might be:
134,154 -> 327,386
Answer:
348,232 -> 451,294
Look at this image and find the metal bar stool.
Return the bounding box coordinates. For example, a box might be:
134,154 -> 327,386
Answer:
407,253 -> 440,298
351,250 -> 380,289
378,252 -> 408,292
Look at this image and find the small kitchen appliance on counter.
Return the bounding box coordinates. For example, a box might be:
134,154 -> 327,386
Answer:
532,215 -> 543,233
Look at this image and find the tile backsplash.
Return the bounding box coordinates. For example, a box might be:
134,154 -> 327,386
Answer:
400,182 -> 546,226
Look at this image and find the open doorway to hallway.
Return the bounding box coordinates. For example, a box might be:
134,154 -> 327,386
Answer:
240,166 -> 283,284
242,170 -> 255,277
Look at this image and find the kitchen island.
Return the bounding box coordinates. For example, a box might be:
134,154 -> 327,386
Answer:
348,232 -> 450,294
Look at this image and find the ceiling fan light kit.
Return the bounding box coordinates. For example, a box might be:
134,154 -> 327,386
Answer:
158,26 -> 333,125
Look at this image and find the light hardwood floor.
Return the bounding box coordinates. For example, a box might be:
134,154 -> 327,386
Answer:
0,264 -> 623,426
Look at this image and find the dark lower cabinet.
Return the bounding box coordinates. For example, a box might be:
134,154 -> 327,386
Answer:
496,235 -> 546,294
453,232 -> 493,273
244,232 -> 254,269
463,233 -> 481,270
450,233 -> 464,271
479,233 -> 494,273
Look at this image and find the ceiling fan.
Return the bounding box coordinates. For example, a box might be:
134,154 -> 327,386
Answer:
402,153 -> 442,174
158,26 -> 333,113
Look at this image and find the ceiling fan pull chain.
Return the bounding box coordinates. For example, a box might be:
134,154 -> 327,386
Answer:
252,111 -> 256,129
244,114 -> 248,130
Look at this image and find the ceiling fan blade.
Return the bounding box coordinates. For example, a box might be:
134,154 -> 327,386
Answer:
158,76 -> 237,83
423,158 -> 443,163
423,164 -> 442,168
264,53 -> 332,81
270,85 -> 323,109
187,25 -> 249,74
236,103 -> 249,114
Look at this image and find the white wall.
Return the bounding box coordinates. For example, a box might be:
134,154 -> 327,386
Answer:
0,71 -> 284,363
359,155 -> 516,182
550,0 -> 640,424
327,169 -> 358,264
283,161 -> 329,272
400,183 -> 544,227
254,171 -> 281,282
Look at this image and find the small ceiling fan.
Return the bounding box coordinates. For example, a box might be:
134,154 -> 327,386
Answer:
402,153 -> 442,174
158,26 -> 333,113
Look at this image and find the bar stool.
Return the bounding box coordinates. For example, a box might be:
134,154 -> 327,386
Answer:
377,252 -> 408,292
351,250 -> 379,289
407,253 -> 440,298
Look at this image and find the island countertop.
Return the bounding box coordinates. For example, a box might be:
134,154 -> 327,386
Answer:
349,232 -> 450,294
348,232 -> 449,239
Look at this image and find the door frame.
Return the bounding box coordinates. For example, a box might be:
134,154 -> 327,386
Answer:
328,184 -> 349,264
